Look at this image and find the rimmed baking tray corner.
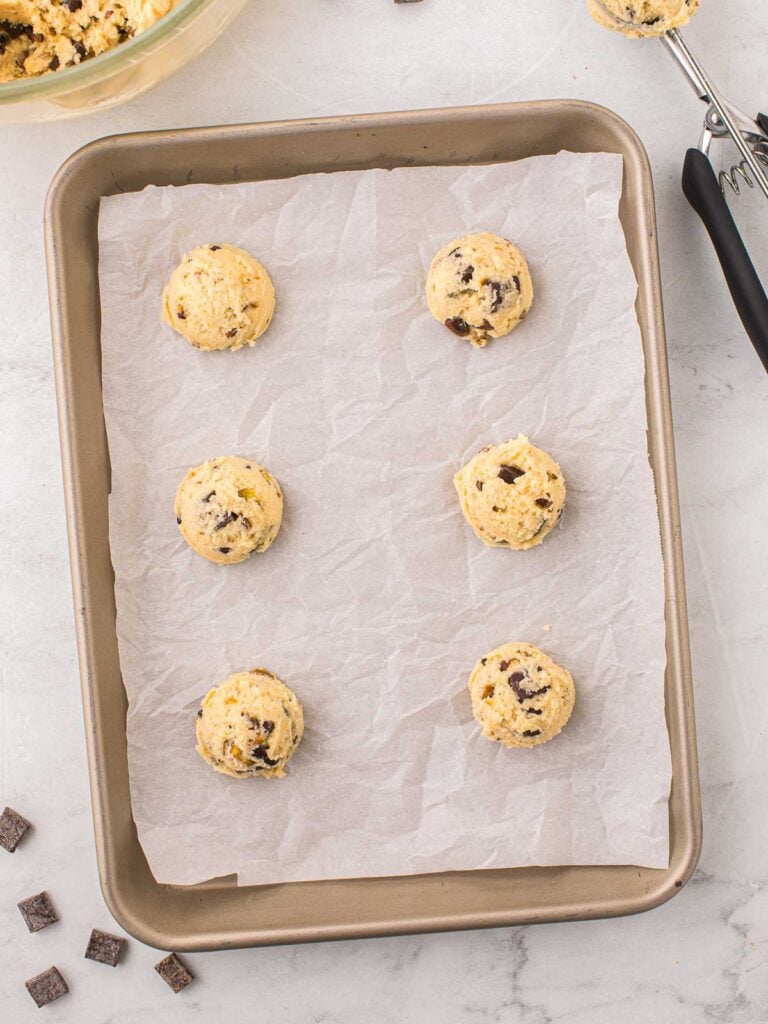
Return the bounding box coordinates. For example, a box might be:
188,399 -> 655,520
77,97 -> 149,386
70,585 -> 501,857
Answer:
45,100 -> 701,951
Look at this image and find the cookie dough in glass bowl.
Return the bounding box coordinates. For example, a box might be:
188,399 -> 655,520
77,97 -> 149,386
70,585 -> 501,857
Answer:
0,0 -> 247,122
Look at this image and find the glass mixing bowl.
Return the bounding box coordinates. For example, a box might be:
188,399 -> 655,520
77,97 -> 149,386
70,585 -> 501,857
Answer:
0,0 -> 248,123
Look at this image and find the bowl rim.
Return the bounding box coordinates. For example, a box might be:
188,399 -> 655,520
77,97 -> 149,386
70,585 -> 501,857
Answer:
0,0 -> 212,104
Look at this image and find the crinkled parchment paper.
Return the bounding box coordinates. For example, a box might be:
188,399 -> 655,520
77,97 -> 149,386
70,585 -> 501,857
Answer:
98,151 -> 671,886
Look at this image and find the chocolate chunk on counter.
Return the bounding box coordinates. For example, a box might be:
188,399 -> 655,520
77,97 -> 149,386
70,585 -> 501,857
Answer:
25,966 -> 69,1008
18,891 -> 58,933
155,953 -> 194,993
85,928 -> 126,967
0,805 -> 32,852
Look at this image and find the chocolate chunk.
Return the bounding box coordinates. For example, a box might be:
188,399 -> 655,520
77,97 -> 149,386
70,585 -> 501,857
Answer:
66,0 -> 83,11
154,953 -> 194,994
214,510 -> 239,531
218,547 -> 231,554
201,491 -> 215,503
491,505 -> 500,513
535,498 -> 552,509
445,317 -> 470,337
196,709 -> 203,718
522,730 -> 541,738
240,517 -> 251,529
476,480 -> 483,491
509,672 -> 550,702
511,275 -> 521,292
508,670 -> 525,685
480,319 -> 493,330
18,891 -> 58,933
262,721 -> 275,735
499,660 -> 511,672
0,806 -> 31,853
176,308 -> 186,319
176,516 -> 181,525
25,967 -> 68,1008
225,328 -> 238,338
460,265 -> 474,284
0,20 -> 34,41
489,280 -> 503,313
251,745 -> 278,767
209,244 -> 221,250
49,54 -> 60,71
498,465 -> 524,484
482,685 -> 495,699
480,658 -> 487,666
72,39 -> 87,59
85,928 -> 126,967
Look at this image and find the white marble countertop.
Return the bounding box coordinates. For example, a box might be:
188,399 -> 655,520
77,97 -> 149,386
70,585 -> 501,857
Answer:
1,1 -> 766,1020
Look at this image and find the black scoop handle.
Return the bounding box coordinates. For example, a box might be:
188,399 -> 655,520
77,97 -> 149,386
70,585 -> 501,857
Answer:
682,146 -> 768,372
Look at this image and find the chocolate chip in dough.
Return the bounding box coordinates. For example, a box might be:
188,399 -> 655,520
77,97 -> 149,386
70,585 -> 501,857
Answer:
214,511 -> 239,531
445,317 -> 470,337
498,465 -> 524,485
489,281 -> 503,313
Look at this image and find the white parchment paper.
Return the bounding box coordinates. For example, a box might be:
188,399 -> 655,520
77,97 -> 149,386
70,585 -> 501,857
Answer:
98,151 -> 671,886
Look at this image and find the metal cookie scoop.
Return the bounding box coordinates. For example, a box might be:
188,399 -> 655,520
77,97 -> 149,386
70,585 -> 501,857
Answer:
593,1 -> 768,371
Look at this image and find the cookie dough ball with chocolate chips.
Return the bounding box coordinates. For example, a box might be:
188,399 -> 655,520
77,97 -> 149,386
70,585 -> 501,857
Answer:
468,642 -> 575,748
426,232 -> 533,347
588,0 -> 699,37
196,669 -> 304,779
454,436 -> 565,550
162,243 -> 275,351
175,456 -> 283,565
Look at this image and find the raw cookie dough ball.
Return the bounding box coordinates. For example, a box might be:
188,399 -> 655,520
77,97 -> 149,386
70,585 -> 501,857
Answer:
162,243 -> 275,351
196,669 -> 304,779
175,456 -> 283,565
588,0 -> 699,37
468,642 -> 575,748
454,436 -> 566,550
426,232 -> 533,348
